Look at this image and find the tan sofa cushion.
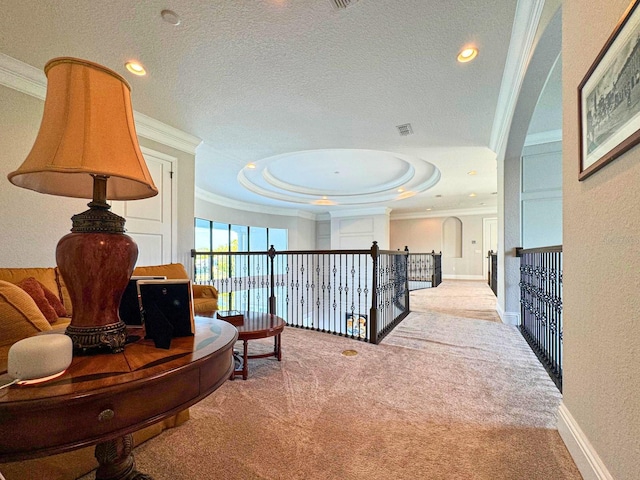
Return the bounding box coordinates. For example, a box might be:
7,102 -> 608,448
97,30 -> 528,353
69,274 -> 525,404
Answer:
54,267 -> 73,316
0,268 -> 60,301
0,280 -> 52,368
133,262 -> 190,279
133,263 -> 219,313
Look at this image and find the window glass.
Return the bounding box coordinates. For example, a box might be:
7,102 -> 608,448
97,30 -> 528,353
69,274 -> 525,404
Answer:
212,222 -> 229,252
269,228 -> 288,251
250,226 -> 268,251
194,218 -> 211,251
230,225 -> 249,252
194,221 -> 288,253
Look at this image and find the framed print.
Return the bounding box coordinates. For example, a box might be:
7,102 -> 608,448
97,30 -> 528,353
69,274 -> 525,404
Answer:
579,0 -> 640,180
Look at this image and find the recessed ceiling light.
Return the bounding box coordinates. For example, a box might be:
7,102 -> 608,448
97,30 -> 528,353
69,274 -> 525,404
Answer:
125,61 -> 146,76
246,163 -> 256,169
457,47 -> 478,63
397,188 -> 404,193
467,170 -> 477,175
469,193 -> 477,197
161,9 -> 181,25
426,208 -> 432,211
314,197 -> 336,206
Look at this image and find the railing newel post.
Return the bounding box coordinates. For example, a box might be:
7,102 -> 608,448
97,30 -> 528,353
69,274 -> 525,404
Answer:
369,241 -> 379,344
268,244 -> 276,315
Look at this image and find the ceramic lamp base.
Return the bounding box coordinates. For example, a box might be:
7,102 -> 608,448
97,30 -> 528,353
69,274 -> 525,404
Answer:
57,230 -> 138,353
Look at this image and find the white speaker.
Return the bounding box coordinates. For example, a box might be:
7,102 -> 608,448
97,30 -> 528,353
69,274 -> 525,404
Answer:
7,334 -> 73,382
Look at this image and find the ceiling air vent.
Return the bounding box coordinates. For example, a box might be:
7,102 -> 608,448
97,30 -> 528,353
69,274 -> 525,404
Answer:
396,123 -> 414,136
330,0 -> 359,9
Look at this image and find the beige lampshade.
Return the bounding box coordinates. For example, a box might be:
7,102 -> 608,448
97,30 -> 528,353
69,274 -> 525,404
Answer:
8,57 -> 158,200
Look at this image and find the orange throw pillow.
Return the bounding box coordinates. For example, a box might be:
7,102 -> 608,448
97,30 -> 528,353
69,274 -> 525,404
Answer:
16,277 -> 59,324
39,280 -> 67,317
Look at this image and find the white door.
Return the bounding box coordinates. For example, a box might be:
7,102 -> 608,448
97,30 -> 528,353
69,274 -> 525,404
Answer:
482,217 -> 498,279
111,147 -> 175,266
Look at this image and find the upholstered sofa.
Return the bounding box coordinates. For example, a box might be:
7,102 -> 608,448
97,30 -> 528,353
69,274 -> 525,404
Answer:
0,263 -> 218,480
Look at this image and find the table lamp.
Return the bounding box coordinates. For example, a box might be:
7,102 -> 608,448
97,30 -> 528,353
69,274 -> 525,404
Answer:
7,57 -> 158,353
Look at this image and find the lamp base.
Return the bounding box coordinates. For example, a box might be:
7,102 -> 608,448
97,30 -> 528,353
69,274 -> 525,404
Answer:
66,322 -> 128,354
57,226 -> 138,354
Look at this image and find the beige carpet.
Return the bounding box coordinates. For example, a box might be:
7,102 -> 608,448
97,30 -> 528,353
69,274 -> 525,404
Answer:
410,280 -> 502,322
79,281 -> 580,480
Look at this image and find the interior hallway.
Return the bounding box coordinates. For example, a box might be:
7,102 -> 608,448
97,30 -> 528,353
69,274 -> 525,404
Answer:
73,279 -> 580,480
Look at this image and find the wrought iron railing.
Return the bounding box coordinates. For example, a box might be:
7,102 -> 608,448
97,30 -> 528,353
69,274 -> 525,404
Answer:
191,243 -> 440,343
488,250 -> 497,296
407,250 -> 442,290
517,245 -> 563,391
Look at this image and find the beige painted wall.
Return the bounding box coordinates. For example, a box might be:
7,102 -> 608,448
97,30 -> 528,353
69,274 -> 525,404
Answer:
195,198 -> 316,250
0,85 -> 86,267
390,214 -> 489,278
0,84 -> 196,270
564,1 -> 640,478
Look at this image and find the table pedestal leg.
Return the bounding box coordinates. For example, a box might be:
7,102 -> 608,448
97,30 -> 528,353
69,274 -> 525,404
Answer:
95,434 -> 152,480
275,334 -> 282,361
242,339 -> 249,380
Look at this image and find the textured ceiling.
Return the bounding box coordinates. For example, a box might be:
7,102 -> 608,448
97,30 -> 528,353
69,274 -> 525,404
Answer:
0,0 -> 527,216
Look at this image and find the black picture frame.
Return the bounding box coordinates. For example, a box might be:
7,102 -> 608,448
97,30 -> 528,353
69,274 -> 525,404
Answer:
579,0 -> 640,180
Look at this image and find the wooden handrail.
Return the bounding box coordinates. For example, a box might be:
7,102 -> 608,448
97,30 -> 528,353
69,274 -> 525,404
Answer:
516,245 -> 562,257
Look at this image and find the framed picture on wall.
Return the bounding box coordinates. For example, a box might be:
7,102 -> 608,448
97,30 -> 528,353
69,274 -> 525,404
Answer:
579,0 -> 640,180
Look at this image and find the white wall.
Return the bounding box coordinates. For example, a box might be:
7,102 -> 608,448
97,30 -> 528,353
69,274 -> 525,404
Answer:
195,198 -> 317,250
521,141 -> 562,248
316,218 -> 331,250
390,213 -> 490,279
0,84 -> 196,269
1,85 -> 97,267
329,208 -> 390,250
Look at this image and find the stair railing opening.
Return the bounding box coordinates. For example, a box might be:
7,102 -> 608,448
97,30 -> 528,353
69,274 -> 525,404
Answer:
517,245 -> 563,391
192,243 -> 442,344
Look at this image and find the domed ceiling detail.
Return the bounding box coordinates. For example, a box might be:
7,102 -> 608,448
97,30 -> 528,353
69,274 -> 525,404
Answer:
237,149 -> 441,206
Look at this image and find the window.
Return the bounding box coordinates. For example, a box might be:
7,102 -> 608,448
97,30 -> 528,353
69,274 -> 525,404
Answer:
194,219 -> 288,253
193,220 -> 289,312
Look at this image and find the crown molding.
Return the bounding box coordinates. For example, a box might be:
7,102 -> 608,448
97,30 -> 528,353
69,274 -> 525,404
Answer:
524,129 -> 562,146
391,206 -> 497,220
133,111 -> 201,154
489,0 -> 546,155
0,53 -> 201,155
0,53 -> 46,98
195,187 -> 318,220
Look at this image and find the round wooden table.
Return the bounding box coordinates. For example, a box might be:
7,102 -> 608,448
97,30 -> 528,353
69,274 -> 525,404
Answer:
217,312 -> 285,380
0,317 -> 237,480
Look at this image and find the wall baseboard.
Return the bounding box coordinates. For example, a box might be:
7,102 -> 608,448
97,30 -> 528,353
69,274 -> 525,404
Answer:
502,311 -> 520,326
441,274 -> 485,280
557,402 -> 613,480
